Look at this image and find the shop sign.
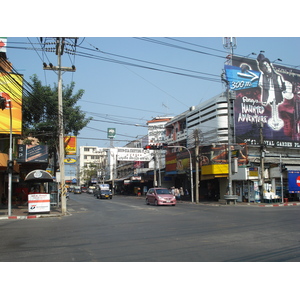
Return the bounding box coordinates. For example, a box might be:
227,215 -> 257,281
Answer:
117,148 -> 152,161
28,193 -> 50,213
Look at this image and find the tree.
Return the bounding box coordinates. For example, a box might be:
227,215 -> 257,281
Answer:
22,74 -> 92,163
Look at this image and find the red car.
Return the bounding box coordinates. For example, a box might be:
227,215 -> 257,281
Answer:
146,188 -> 176,206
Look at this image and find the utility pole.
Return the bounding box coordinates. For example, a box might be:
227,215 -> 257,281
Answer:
222,37 -> 238,204
43,37 -> 77,214
260,122 -> 265,201
194,130 -> 200,204
153,151 -> 157,187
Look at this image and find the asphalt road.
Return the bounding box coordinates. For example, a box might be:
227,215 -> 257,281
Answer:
1,193 -> 300,262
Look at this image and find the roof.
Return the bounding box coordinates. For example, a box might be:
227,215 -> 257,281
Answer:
24,169 -> 53,182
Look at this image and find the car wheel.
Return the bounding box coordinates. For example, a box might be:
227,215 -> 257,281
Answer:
154,200 -> 158,206
146,198 -> 149,205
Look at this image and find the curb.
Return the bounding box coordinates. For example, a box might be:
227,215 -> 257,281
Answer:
0,213 -> 67,220
258,202 -> 300,207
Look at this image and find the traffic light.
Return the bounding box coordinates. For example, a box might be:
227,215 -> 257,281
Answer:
7,160 -> 14,173
0,96 -> 6,110
144,144 -> 168,150
280,163 -> 287,172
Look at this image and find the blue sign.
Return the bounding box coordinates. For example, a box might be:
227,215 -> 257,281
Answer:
225,65 -> 260,91
288,171 -> 300,193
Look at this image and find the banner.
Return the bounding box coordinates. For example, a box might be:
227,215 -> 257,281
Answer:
0,74 -> 23,134
225,55 -> 300,148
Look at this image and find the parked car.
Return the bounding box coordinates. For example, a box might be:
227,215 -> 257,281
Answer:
96,189 -> 112,199
146,188 -> 176,206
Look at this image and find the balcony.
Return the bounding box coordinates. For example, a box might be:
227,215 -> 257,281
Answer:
165,129 -> 187,144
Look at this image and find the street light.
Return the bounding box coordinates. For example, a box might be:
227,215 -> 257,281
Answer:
167,145 -> 194,203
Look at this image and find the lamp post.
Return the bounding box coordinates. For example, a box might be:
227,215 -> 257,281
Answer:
167,146 -> 194,203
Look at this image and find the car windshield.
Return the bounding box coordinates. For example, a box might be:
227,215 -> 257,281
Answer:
102,190 -> 110,194
156,189 -> 171,195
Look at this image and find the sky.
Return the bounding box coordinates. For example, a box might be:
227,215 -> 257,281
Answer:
5,36 -> 300,150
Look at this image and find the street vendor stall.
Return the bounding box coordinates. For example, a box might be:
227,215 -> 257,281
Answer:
24,169 -> 54,213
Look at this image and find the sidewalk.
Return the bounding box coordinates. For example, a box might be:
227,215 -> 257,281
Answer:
0,204 -> 65,220
179,199 -> 300,207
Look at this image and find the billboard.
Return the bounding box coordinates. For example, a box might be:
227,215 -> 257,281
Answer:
64,136 -> 76,155
0,74 -> 23,134
17,144 -> 48,163
288,171 -> 300,193
117,148 -> 152,161
225,55 -> 300,148
0,38 -> 7,53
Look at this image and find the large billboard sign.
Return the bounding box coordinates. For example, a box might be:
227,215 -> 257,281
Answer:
225,55 -> 300,148
0,74 -> 23,135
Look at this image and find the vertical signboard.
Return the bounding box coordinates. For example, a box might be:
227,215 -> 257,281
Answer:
225,55 -> 300,148
107,128 -> 116,138
0,74 -> 23,134
64,136 -> 77,155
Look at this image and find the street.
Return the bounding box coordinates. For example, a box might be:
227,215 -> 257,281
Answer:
1,193 -> 300,262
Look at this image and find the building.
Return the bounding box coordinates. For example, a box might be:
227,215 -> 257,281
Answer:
78,146 -> 108,185
164,54 -> 300,203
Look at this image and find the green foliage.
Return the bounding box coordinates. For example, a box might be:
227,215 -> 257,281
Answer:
22,75 -> 92,152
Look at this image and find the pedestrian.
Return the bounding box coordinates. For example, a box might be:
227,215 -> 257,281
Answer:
174,187 -> 180,200
170,186 -> 175,196
180,187 -> 184,197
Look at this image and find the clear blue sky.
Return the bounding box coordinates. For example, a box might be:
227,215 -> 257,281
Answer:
6,36 -> 300,149
4,2 -> 300,150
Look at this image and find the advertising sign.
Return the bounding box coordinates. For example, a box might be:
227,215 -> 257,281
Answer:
288,170 -> 300,193
0,37 -> 7,53
64,156 -> 76,164
117,148 -> 152,161
17,144 -> 48,163
64,136 -> 76,155
28,193 -> 50,213
0,74 -> 23,134
225,55 -> 300,148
